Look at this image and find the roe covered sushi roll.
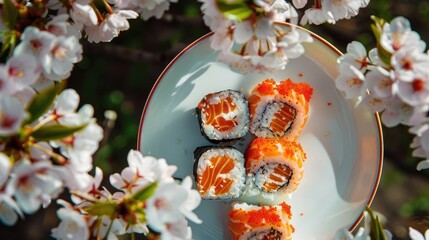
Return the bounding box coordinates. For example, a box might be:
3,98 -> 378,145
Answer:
248,79 -> 313,140
242,138 -> 306,202
229,202 -> 294,240
193,146 -> 246,200
196,90 -> 249,143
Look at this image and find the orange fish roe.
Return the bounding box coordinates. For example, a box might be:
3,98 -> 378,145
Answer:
255,79 -> 276,96
228,202 -> 294,240
277,78 -> 314,102
245,138 -> 306,171
198,95 -> 237,132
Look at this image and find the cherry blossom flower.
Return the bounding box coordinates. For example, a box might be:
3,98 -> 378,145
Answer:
0,194 -> 23,226
199,0 -> 232,31
391,47 -> 429,82
365,67 -> 395,99
323,0 -> 369,22
86,10 -> 138,43
381,96 -> 414,127
145,182 -> 189,232
41,35 -> 83,81
335,211 -> 392,240
210,27 -> 234,52
338,41 -> 369,72
51,200 -> 90,240
410,123 -> 429,170
50,120 -> 103,191
14,27 -> 56,58
410,227 -> 429,240
7,160 -> 63,214
110,150 -> 176,192
0,96 -> 28,136
234,17 -> 275,44
46,14 -> 70,36
161,218 -> 192,240
381,17 -> 425,53
5,53 -> 40,92
269,0 -> 298,21
335,63 -> 366,99
397,69 -> 429,106
139,0 -> 177,20
179,177 -> 202,224
200,0 -> 311,72
70,1 -> 98,27
277,27 -> 313,59
360,94 -> 389,113
301,7 -> 335,25
50,89 -> 95,126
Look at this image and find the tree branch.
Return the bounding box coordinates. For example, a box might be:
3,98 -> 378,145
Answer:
82,42 -> 188,63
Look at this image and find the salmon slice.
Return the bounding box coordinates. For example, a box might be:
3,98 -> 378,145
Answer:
266,102 -> 296,137
256,163 -> 293,192
198,95 -> 237,132
197,155 -> 235,196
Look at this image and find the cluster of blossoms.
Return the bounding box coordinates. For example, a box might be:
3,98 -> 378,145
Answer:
51,150 -> 201,240
335,16 -> 429,171
0,87 -> 103,226
199,0 -> 369,72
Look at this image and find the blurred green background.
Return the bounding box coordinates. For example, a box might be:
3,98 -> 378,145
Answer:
2,0 -> 429,239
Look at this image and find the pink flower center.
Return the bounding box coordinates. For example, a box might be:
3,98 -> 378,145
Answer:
62,136 -> 75,146
402,59 -> 413,70
8,67 -> 24,78
412,79 -> 425,92
31,40 -> 42,51
1,116 -> 16,128
154,198 -> 166,209
52,45 -> 67,59
347,77 -> 363,87
357,58 -> 368,70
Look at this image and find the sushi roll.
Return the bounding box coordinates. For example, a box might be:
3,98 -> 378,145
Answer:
193,146 -> 246,200
229,202 -> 294,240
248,79 -> 313,140
196,90 -> 250,143
242,138 -> 306,203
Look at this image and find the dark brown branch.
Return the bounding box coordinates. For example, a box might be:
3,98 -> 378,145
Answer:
82,42 -> 188,63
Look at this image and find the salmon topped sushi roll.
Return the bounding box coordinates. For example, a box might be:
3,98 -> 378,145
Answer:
229,202 -> 294,240
197,90 -> 250,143
242,138 -> 306,203
249,79 -> 313,140
194,146 -> 246,200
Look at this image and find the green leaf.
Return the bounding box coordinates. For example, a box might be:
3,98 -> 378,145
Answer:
370,16 -> 391,66
24,84 -> 61,125
0,31 -> 17,57
83,202 -> 118,217
133,182 -> 158,201
366,206 -> 388,240
31,124 -> 87,141
2,0 -> 18,30
377,43 -> 392,66
216,0 -> 252,22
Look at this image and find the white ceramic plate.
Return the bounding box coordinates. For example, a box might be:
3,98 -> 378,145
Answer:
138,24 -> 383,240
